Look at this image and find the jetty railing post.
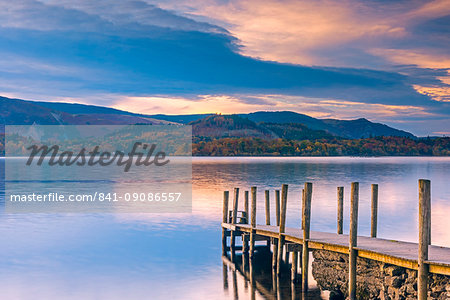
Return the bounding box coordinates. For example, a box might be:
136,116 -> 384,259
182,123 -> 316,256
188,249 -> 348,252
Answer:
277,184 -> 288,276
275,190 -> 281,226
301,189 -> 305,230
302,182 -> 312,292
428,189 -> 431,246
349,182 -> 359,300
265,190 -> 271,225
245,191 -> 249,224
243,190 -> 250,254
371,184 -> 378,238
222,191 -> 230,255
265,190 -> 271,247
337,187 -> 344,234
230,188 -> 239,253
418,179 -> 431,300
273,189 -> 281,269
249,187 -> 257,258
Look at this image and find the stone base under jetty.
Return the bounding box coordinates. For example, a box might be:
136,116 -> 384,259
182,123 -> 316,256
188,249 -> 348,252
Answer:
311,249 -> 450,300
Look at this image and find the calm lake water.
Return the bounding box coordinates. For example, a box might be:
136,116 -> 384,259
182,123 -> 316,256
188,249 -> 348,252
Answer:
0,157 -> 448,299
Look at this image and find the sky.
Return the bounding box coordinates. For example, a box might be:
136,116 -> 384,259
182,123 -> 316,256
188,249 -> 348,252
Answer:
0,0 -> 449,136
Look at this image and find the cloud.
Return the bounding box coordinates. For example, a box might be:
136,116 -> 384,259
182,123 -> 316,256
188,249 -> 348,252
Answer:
0,0 -> 448,135
158,0 -> 450,66
0,0 -> 224,34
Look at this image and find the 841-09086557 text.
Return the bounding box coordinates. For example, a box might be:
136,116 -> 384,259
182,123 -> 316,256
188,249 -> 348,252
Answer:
9,192 -> 183,202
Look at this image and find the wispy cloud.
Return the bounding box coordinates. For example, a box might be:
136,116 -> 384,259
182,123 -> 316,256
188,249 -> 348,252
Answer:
0,0 -> 448,135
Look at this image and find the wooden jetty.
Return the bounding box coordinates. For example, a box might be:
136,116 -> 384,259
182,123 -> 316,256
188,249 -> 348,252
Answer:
221,180 -> 450,300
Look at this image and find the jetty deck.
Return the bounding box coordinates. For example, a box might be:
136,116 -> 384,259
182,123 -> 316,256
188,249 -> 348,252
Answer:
221,180 -> 450,299
222,223 -> 450,275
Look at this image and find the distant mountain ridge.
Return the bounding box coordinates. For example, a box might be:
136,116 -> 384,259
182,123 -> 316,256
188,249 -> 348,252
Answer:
0,95 -> 415,139
190,114 -> 337,140
238,111 -> 414,139
0,96 -> 172,125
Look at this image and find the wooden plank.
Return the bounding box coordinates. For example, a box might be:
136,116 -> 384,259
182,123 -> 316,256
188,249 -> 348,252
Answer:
418,179 -> 430,300
371,184 -> 378,238
429,263 -> 450,276
255,229 -> 279,239
242,233 -> 270,242
222,223 -> 237,230
337,187 -> 344,234
349,182 -> 359,300
309,241 -> 348,254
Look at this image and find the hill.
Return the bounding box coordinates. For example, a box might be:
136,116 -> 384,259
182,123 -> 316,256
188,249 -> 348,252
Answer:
240,111 -> 415,139
0,96 -> 171,125
0,95 -> 449,157
190,115 -> 276,139
0,96 -> 415,139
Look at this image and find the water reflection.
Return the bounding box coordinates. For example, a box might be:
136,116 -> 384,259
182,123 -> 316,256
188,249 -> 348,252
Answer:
0,157 -> 448,299
222,249 -> 326,299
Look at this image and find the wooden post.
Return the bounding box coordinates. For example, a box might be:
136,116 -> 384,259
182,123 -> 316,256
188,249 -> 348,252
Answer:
265,190 -> 271,225
302,182 -> 312,291
272,238 -> 278,270
223,191 -> 229,224
418,179 -> 430,300
232,268 -> 238,300
428,188 -> 431,246
275,190 -> 281,226
249,187 -> 257,258
250,259 -> 256,300
242,234 -> 249,254
277,184 -> 288,276
245,191 -> 249,224
337,187 -> 344,234
272,269 -> 277,296
222,262 -> 228,291
222,191 -> 229,255
273,190 -> 280,270
301,188 -> 305,230
349,182 -> 359,300
243,191 -> 250,253
230,188 -> 239,252
265,190 -> 271,247
291,251 -> 298,282
371,184 -> 378,238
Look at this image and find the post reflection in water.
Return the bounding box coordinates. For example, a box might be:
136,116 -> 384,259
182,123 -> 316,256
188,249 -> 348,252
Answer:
222,249 -> 326,299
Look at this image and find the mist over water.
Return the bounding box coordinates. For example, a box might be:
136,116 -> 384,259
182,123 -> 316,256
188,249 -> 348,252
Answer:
0,157 -> 448,299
